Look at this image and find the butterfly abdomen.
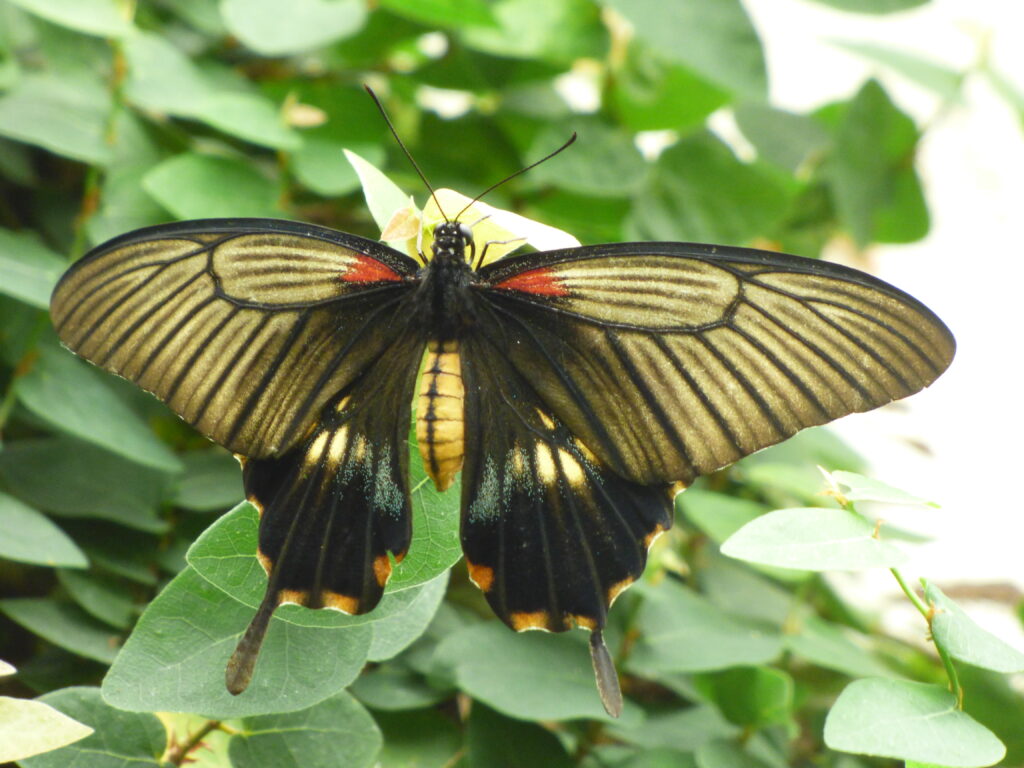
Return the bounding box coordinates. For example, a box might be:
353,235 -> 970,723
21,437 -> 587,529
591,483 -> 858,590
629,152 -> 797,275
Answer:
416,339 -> 465,491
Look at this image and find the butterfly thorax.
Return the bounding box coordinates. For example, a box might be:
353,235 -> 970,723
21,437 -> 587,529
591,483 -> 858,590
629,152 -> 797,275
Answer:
415,221 -> 479,338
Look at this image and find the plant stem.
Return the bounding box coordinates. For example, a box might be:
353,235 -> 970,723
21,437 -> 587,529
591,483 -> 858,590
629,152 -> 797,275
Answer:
165,720 -> 222,766
890,566 -> 964,708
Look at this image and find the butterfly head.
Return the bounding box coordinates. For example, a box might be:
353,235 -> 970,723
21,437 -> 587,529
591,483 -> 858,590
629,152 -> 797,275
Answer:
431,220 -> 475,265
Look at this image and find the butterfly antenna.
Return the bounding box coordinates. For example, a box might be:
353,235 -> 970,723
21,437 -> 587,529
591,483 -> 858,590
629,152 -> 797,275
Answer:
455,132 -> 577,221
364,85 -> 449,222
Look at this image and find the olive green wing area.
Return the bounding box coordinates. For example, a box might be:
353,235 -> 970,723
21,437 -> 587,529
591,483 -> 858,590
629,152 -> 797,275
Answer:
460,334 -> 674,635
50,219 -> 419,458
478,243 -> 955,485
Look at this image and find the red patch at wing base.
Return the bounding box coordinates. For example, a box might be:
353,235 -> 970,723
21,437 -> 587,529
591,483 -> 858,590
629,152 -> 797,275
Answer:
340,255 -> 403,283
493,267 -> 569,297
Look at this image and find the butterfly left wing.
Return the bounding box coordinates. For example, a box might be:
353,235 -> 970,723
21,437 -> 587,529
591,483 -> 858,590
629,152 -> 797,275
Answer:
460,333 -> 675,714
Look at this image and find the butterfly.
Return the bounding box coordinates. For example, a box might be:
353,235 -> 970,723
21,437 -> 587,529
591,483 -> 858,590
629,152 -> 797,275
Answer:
49,194 -> 955,716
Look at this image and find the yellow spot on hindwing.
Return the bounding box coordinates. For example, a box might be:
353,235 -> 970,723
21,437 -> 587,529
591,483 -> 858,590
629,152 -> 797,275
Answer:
570,614 -> 598,630
534,442 -> 557,484
558,448 -> 586,488
535,408 -> 556,430
511,611 -> 550,631
277,589 -> 309,606
305,430 -> 330,467
256,550 -> 273,574
321,591 -> 360,614
327,425 -> 348,466
373,555 -> 392,588
467,561 -> 494,592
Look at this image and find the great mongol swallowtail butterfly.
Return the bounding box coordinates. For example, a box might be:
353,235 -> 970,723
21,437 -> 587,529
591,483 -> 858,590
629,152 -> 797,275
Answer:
49,112 -> 955,717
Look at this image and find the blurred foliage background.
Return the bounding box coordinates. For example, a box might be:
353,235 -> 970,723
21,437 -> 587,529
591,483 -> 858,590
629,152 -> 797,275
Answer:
1,0 -> 1023,766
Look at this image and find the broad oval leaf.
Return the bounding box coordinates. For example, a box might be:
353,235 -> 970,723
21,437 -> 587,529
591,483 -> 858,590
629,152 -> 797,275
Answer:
0,695 -> 93,764
221,0 -> 367,56
101,566 -> 371,718
824,678 -> 1006,767
721,507 -> 907,571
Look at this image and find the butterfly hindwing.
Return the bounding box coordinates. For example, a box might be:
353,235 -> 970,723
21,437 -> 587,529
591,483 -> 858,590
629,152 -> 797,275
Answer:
478,243 -> 955,485
226,329 -> 424,693
460,334 -> 674,634
50,218 -> 419,458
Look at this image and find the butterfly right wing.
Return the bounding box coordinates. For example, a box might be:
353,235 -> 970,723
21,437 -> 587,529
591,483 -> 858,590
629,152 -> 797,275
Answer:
51,218 -> 420,459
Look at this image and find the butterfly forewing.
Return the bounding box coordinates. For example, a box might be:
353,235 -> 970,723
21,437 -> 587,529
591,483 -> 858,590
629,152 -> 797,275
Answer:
50,219 -> 420,458
477,243 -> 955,486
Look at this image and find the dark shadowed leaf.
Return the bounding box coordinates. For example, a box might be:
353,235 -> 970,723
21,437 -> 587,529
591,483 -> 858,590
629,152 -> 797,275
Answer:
374,709 -> 462,768
0,492 -> 87,568
0,599 -> 120,663
0,228 -> 65,309
467,702 -> 573,768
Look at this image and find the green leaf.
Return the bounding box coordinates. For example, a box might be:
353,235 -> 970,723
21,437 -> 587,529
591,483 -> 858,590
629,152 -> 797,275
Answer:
18,687 -> 164,768
0,492 -> 87,568
926,582 -> 1024,674
831,41 -> 962,102
0,436 -> 171,532
0,228 -> 65,309
350,664 -> 450,712
694,667 -> 794,729
467,702 -> 573,767
143,153 -> 281,219
122,31 -> 214,116
610,706 -> 736,752
825,79 -> 927,246
379,0 -> 496,27
733,103 -> 831,173
194,92 -> 301,151
784,615 -> 894,678
806,0 -> 928,12
294,139 -> 382,197
229,691 -> 381,768
435,622 -> 639,722
824,678 -> 1006,767
678,489 -> 770,545
611,39 -> 729,132
0,599 -> 121,663
5,0 -> 132,37
220,0 -> 367,56
721,507 -> 908,571
461,0 -> 607,65
375,709 -> 462,768
695,739 -> 777,768
0,694 -> 93,764
629,132 -> 794,245
171,450 -> 244,512
831,470 -> 936,506
603,0 -> 766,99
368,572 -> 449,662
101,565 -> 371,717
526,119 -> 647,198
57,570 -> 135,629
626,580 -> 783,674
16,344 -> 183,473
72,523 -> 160,586
0,75 -> 111,164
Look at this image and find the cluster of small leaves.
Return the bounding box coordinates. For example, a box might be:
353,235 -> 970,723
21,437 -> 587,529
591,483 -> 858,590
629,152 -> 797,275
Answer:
2,0 -> 1023,766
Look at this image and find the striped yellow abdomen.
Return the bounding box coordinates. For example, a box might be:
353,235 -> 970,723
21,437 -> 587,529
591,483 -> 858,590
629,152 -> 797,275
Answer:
416,339 -> 464,491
